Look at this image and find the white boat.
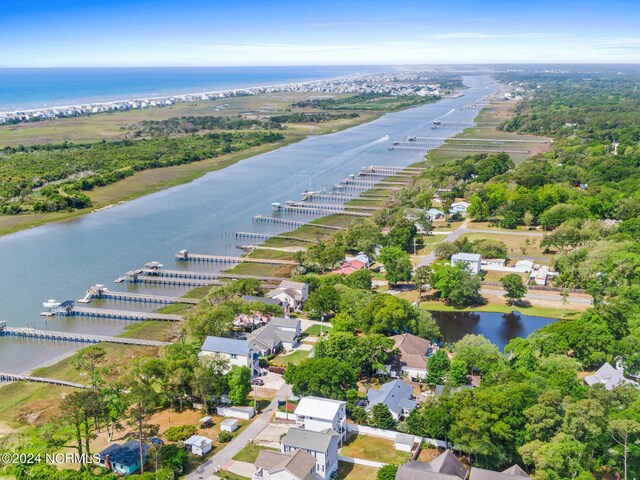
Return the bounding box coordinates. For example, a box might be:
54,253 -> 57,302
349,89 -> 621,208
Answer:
42,298 -> 60,309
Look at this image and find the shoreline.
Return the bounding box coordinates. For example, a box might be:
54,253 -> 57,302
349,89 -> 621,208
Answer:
0,70 -> 382,116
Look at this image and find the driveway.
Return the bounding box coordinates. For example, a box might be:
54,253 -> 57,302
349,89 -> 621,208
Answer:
185,382 -> 292,480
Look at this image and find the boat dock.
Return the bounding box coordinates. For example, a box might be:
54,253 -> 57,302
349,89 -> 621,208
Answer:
408,136 -> 550,144
176,250 -> 298,265
235,232 -> 318,244
77,284 -> 199,305
271,204 -> 372,217
119,267 -> 285,284
0,372 -> 85,389
363,165 -> 425,173
333,184 -> 400,192
252,215 -> 345,230
341,178 -> 408,187
0,322 -> 171,347
45,301 -> 183,322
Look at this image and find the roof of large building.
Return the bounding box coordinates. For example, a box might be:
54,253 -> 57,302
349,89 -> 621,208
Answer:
271,317 -> 301,329
255,449 -> 316,480
451,253 -> 482,262
99,440 -> 149,467
584,362 -> 638,390
281,427 -> 340,453
469,465 -> 530,479
249,322 -> 299,351
396,452 -> 468,480
391,333 -> 434,370
366,379 -> 416,417
268,287 -> 304,302
201,336 -> 252,356
294,396 -> 346,421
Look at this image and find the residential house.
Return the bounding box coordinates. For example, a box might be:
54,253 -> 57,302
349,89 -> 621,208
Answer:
249,317 -> 302,355
267,281 -> 309,311
183,435 -> 213,457
242,295 -> 283,307
254,448 -> 317,480
331,259 -> 367,276
366,379 -> 416,421
281,428 -> 340,480
97,440 -> 149,476
427,208 -> 445,221
469,465 -> 530,479
345,253 -> 370,267
294,396 -> 347,440
451,253 -> 482,275
584,362 -> 639,390
199,336 -> 260,377
390,333 -> 437,380
450,201 -> 470,214
396,450 -> 467,480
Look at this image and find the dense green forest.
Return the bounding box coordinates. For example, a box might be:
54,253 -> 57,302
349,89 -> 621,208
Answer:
0,131 -> 283,214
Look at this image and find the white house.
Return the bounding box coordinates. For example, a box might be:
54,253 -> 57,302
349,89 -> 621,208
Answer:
450,201 -> 470,214
254,449 -> 317,480
281,428 -> 340,480
199,336 -> 260,377
183,435 -> 213,457
451,253 -> 482,275
267,281 -> 309,311
294,397 -> 347,440
426,208 -> 445,221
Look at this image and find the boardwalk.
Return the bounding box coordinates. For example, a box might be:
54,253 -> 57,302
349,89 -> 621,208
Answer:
78,286 -> 198,305
122,267 -> 286,284
0,372 -> 85,389
176,251 -> 298,266
0,324 -> 171,347
253,215 -> 345,230
273,204 -> 372,217
235,232 -> 319,244
66,305 -> 182,322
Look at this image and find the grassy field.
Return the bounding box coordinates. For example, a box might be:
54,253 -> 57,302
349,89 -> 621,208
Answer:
336,461 -> 380,480
304,323 -> 332,336
340,434 -> 409,464
232,444 -> 278,463
116,319 -> 180,342
419,300 -> 581,319
272,349 -> 310,366
458,232 -> 551,262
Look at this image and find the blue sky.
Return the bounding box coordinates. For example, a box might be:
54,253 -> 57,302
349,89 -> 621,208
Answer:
2,0 -> 640,67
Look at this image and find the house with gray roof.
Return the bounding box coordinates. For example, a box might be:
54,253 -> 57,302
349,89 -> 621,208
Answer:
199,336 -> 259,377
396,451 -> 467,480
469,464 -> 530,479
366,379 -> 416,420
267,280 -> 309,311
254,448 -> 317,480
584,362 -> 639,390
281,427 -> 340,480
249,318 -> 301,355
451,253 -> 482,275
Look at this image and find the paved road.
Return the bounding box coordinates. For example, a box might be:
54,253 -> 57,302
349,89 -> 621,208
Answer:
186,382 -> 292,480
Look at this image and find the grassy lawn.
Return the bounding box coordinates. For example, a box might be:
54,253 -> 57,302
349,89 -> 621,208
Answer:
223,262 -> 292,278
232,444 -> 278,463
340,434 -> 409,464
182,285 -> 212,299
336,461 -> 380,480
272,349 -> 310,366
458,232 -> 549,260
246,248 -> 297,261
304,323 -> 332,335
311,214 -> 358,229
419,300 -> 580,319
117,320 -> 179,342
218,472 -> 251,480
157,302 -> 194,315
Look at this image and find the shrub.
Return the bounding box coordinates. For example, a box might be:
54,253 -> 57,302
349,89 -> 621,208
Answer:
218,430 -> 233,443
164,424 -> 197,442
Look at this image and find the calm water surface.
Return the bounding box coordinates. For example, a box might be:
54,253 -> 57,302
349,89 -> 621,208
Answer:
0,75 -> 497,373
432,310 -> 557,350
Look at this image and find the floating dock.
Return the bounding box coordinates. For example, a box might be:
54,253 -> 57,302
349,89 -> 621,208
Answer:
0,322 -> 171,347
77,284 -> 199,305
176,250 -> 297,266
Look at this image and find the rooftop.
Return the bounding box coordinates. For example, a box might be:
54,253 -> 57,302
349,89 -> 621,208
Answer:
201,336 -> 252,356
99,440 -> 149,467
366,379 -> 416,417
294,396 -> 346,421
281,427 -> 340,452
451,253 -> 482,262
255,449 -> 316,480
469,465 -> 530,479
396,451 -> 467,480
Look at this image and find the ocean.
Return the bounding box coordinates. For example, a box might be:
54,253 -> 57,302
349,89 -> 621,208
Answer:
0,66 -> 385,112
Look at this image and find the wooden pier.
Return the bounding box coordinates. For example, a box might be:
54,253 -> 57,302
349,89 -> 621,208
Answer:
252,215 -> 345,230
363,165 -> 425,173
78,285 -> 198,305
50,302 -> 183,322
333,184 -> 400,192
0,372 -> 85,389
272,204 -> 371,217
121,267 -> 286,285
0,323 -> 171,347
235,232 -> 318,244
341,179 -> 408,187
176,250 -> 298,266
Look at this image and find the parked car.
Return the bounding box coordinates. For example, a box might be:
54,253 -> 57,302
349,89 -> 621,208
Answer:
251,379 -> 265,386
